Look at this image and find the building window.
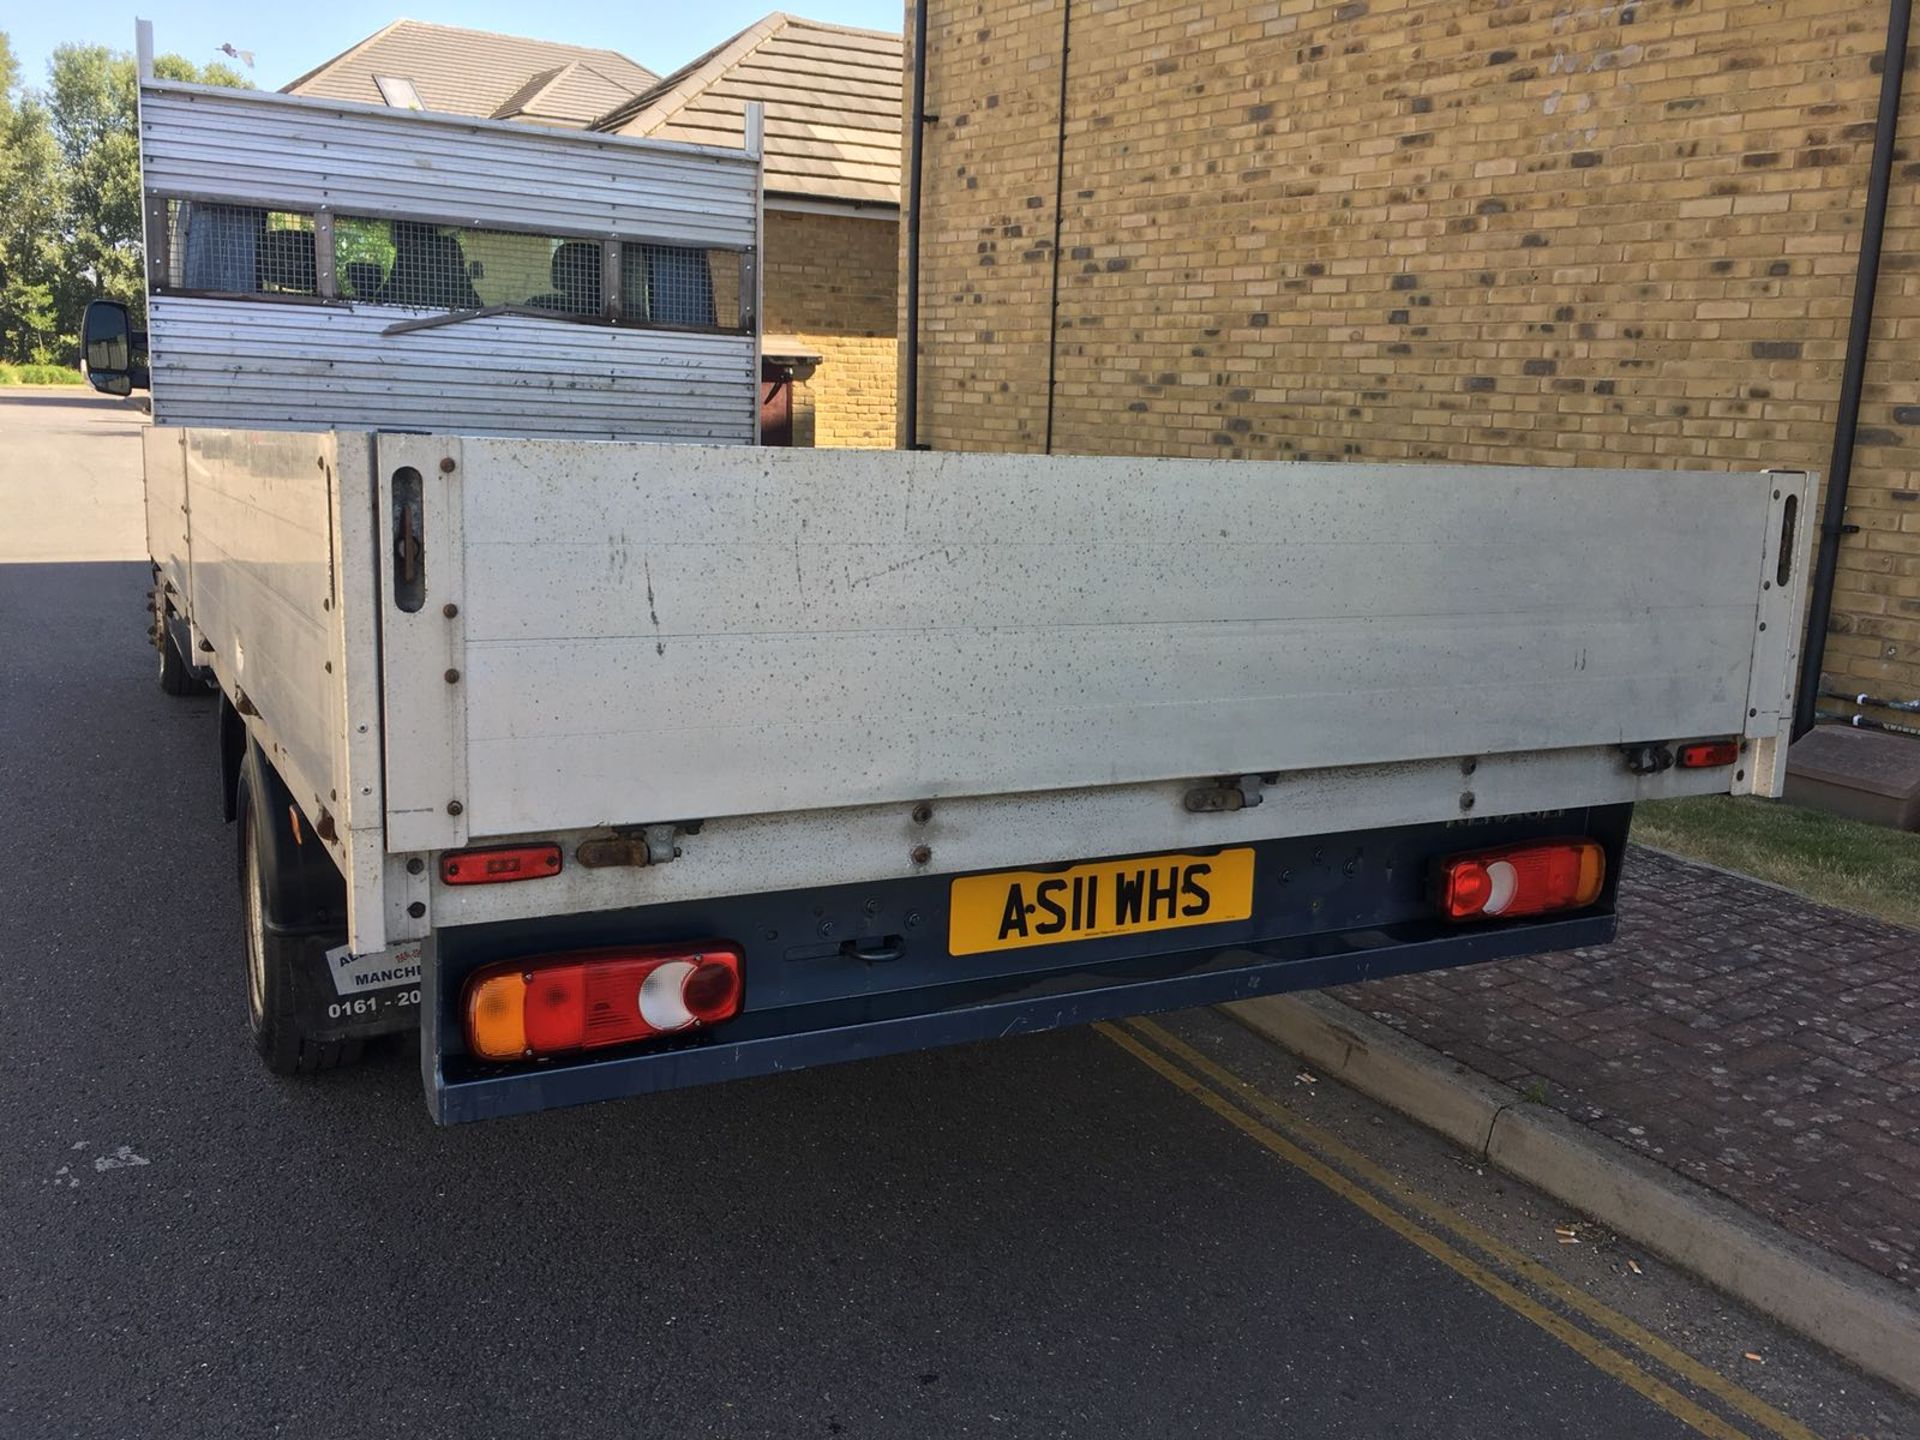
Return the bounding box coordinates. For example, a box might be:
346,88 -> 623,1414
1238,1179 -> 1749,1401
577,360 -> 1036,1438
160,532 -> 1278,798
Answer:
373,75 -> 425,110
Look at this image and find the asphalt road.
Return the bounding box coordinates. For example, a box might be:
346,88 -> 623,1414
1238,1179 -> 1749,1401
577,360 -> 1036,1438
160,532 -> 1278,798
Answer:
0,388 -> 149,562
3,390 -> 1913,1439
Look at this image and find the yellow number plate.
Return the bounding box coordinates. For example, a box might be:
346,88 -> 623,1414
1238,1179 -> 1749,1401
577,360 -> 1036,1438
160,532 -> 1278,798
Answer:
948,849 -> 1256,957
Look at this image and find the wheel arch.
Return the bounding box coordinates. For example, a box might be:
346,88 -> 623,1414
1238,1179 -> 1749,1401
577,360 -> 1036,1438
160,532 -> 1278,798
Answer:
219,693 -> 247,823
236,744 -> 348,932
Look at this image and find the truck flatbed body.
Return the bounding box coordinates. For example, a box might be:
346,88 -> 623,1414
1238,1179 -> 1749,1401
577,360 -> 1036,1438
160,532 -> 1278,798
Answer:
149,427 -> 1807,1121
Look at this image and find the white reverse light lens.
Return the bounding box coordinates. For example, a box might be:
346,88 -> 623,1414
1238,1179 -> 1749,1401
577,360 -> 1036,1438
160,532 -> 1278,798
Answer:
638,961 -> 697,1031
1482,860 -> 1519,915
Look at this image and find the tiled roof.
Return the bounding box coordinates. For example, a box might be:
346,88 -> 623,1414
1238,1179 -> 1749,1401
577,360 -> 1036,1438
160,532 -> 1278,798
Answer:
594,12 -> 901,207
284,19 -> 656,129
491,61 -> 645,127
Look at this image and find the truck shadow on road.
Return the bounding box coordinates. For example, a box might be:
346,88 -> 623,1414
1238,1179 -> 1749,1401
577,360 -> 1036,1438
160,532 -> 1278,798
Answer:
0,390 -> 143,412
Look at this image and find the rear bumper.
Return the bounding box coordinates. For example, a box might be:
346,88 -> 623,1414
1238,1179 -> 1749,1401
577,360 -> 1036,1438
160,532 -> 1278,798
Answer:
419,807 -> 1630,1124
422,911 -> 1613,1124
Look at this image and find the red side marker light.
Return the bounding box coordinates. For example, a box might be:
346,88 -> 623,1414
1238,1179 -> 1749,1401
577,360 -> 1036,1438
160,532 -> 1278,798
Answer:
1676,739 -> 1740,770
441,843 -> 563,886
463,944 -> 743,1061
1437,840 -> 1606,923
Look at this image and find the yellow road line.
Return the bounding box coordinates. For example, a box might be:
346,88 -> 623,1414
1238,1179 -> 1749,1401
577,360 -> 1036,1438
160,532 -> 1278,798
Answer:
1095,1021 -> 1757,1440
1121,1016 -> 1818,1440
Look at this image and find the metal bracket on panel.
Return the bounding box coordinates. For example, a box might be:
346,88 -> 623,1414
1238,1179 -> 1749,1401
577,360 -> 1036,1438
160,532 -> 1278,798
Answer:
1620,743 -> 1674,777
375,435 -> 469,852
387,853 -> 433,941
1740,471 -> 1814,796
575,823 -> 685,869
313,212 -> 338,299
1184,775 -> 1269,813
143,195 -> 173,292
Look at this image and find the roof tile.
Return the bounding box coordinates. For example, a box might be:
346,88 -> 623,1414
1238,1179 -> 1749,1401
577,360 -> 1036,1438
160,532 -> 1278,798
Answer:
594,13 -> 902,207
285,19 -> 656,129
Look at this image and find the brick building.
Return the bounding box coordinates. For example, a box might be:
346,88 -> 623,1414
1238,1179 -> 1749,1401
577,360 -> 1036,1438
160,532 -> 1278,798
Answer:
901,0 -> 1920,709
600,14 -> 902,447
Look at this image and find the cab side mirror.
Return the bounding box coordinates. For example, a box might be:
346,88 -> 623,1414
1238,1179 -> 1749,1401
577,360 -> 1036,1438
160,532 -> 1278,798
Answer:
82,300 -> 143,397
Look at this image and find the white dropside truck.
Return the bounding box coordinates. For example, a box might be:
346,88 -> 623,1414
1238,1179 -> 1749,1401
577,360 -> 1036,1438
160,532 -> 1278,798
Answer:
87,41 -> 1812,1122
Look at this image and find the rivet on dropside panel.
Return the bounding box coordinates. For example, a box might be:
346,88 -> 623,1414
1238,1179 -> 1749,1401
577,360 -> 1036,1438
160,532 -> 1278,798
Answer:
407,901 -> 426,919
444,668 -> 461,684
1459,791 -> 1477,812
912,802 -> 933,824
198,638 -> 214,653
406,857 -> 425,875
439,457 -> 456,474
446,800 -> 464,816
910,844 -> 933,866
1460,756 -> 1478,777
443,603 -> 459,619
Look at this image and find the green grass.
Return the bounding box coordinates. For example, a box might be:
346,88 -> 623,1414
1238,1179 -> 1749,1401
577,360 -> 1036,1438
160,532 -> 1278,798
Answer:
0,362 -> 84,385
1632,794 -> 1920,931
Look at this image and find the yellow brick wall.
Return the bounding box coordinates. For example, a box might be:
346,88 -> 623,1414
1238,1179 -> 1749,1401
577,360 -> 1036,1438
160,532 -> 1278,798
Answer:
765,209 -> 900,448
903,0 -> 1920,703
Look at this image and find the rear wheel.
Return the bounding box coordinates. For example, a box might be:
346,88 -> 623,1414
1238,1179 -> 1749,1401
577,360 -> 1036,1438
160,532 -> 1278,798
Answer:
239,753 -> 364,1076
158,622 -> 202,696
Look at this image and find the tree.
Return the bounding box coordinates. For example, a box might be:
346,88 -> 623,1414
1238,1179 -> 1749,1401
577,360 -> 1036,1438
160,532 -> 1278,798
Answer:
0,33 -> 250,363
0,36 -> 66,363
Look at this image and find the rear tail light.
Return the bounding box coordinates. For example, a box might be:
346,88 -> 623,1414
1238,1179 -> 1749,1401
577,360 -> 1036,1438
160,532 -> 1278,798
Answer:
464,944 -> 743,1061
1436,839 -> 1606,922
1676,739 -> 1740,769
441,843 -> 563,886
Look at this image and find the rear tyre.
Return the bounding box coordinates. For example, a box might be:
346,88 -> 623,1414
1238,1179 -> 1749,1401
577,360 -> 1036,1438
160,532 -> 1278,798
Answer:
158,623 -> 201,696
239,753 -> 364,1076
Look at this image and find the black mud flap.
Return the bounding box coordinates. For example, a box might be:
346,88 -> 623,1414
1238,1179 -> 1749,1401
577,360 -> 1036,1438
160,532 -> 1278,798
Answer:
274,927 -> 422,1043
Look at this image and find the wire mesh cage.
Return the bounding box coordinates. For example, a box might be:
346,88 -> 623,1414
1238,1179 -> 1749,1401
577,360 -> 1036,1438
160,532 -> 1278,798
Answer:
156,200 -> 748,333
621,244 -> 742,329
165,201 -> 317,296
335,220 -> 600,315
334,218 -> 486,309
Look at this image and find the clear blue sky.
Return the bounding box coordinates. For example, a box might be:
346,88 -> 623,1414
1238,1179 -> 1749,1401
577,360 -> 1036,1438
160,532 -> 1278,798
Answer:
6,2 -> 905,91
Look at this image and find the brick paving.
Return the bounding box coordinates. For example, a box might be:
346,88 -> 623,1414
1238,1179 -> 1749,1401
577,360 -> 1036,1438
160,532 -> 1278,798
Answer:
1344,846 -> 1920,1292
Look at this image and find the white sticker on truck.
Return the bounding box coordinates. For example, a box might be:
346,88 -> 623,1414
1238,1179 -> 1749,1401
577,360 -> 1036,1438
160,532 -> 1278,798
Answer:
324,941 -> 424,997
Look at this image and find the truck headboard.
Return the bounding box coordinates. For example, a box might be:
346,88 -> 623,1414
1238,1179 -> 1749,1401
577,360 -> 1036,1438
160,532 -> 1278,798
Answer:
135,74 -> 763,442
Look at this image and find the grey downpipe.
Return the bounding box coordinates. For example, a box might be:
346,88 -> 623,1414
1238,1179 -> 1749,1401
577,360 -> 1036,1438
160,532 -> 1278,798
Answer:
903,0 -> 930,450
1794,0 -> 1912,738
